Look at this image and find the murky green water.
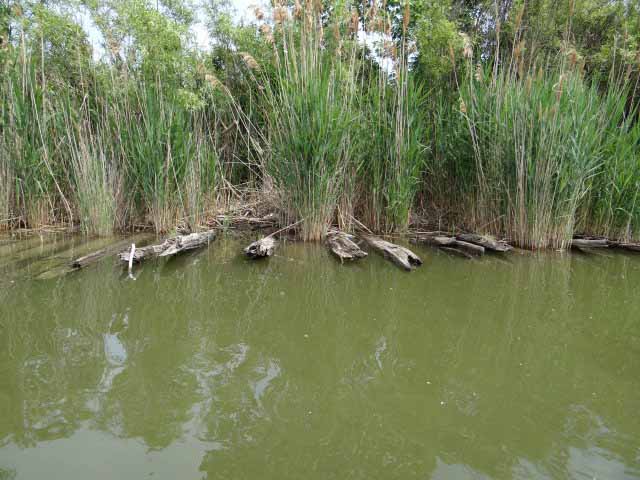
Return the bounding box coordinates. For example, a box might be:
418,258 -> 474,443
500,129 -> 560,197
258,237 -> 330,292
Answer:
1,234 -> 639,479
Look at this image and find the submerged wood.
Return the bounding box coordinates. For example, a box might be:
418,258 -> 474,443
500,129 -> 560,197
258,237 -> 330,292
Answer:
243,219 -> 303,259
440,246 -> 473,259
456,233 -> 512,252
212,213 -> 278,229
615,242 -> 640,252
244,236 -> 276,258
326,230 -> 367,262
571,238 -> 608,249
413,234 -> 457,247
71,248 -> 110,269
70,235 -> 154,270
363,235 -> 422,271
452,239 -> 485,256
412,233 -> 484,256
118,230 -> 216,264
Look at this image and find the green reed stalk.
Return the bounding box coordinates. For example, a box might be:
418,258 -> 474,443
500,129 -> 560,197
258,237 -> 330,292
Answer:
250,5 -> 359,241
1,46 -> 73,228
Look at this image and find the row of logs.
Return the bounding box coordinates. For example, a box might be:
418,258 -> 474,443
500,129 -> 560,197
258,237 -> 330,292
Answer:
411,232 -> 512,259
245,229 -> 422,271
66,228 -> 640,274
570,236 -> 640,252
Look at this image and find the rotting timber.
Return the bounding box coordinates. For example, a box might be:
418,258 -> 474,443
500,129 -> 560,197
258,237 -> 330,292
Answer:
326,230 -> 367,262
118,230 -> 216,264
10,217 -> 640,281
245,236 -> 276,259
363,235 -> 422,271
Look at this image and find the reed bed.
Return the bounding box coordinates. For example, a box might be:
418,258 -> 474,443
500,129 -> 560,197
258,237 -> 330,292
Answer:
1,44 -> 221,234
2,1 -> 640,248
247,3 -> 360,240
427,62 -> 640,248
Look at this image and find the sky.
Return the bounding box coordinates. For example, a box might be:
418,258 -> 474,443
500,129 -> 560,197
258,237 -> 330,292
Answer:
77,0 -> 265,61
76,0 -> 394,73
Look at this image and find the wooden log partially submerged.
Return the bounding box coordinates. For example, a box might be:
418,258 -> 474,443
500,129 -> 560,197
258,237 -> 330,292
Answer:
456,233 -> 512,252
363,235 -> 422,271
412,233 -> 484,256
571,238 -> 608,249
244,236 -> 276,259
452,239 -> 485,256
326,230 -> 367,262
118,230 -> 216,264
616,242 -> 640,252
71,249 -> 110,269
414,234 -> 457,247
440,246 -> 473,259
70,235 -> 153,270
242,219 -> 304,260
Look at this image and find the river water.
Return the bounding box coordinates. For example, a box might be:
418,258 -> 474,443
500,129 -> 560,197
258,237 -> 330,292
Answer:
0,234 -> 639,479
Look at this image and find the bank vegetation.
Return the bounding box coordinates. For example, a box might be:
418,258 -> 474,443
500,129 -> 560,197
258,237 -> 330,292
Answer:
1,0 -> 639,249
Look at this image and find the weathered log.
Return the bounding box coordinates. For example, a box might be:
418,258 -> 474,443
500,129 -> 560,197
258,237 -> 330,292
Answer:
451,240 -> 485,256
456,233 -> 512,252
244,236 -> 276,259
72,248 -> 109,269
70,235 -> 155,270
363,236 -> 422,271
413,234 -> 457,247
211,213 -> 278,229
118,244 -> 165,263
571,238 -> 608,249
118,230 -> 216,264
440,246 -> 473,259
412,233 -> 485,256
326,230 -> 367,262
159,231 -> 216,257
616,242 -> 640,252
243,219 -> 303,259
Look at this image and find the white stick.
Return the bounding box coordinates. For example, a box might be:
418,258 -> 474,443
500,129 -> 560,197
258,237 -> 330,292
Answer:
128,243 -> 136,274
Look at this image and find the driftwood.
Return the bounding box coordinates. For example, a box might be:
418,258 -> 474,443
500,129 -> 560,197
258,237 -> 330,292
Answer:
412,233 -> 484,256
70,236 -> 153,270
571,238 -> 608,249
440,246 -> 473,259
118,230 -> 216,264
244,236 -> 276,258
326,230 -> 367,262
243,219 -> 304,260
72,249 -> 110,269
616,242 -> 640,252
452,239 -> 485,256
456,233 -> 512,252
414,235 -> 457,247
211,213 -> 278,230
363,235 -> 422,271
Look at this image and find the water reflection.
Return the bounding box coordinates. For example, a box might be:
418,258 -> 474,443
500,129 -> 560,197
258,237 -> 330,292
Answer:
0,238 -> 639,479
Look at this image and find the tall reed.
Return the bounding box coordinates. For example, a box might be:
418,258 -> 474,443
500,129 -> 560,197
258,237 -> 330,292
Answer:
579,92 -> 640,240
0,136 -> 10,229
358,13 -> 427,232
248,2 -> 360,240
454,64 -> 634,249
111,81 -> 220,233
1,42 -> 221,234
1,47 -> 73,228
63,99 -> 120,236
